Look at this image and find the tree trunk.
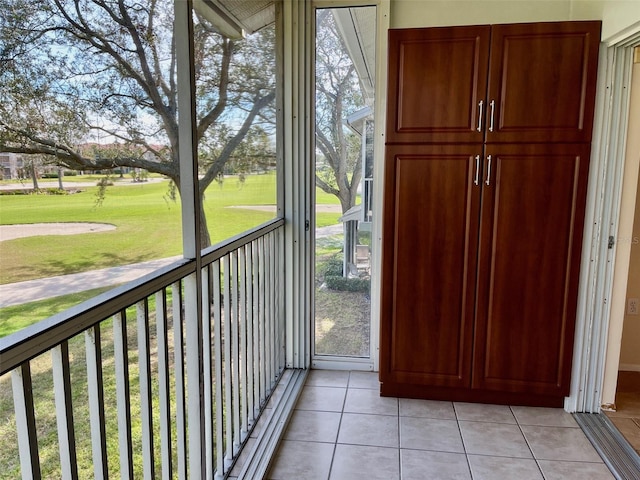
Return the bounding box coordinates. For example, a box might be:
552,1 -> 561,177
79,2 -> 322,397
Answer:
57,167 -> 64,190
199,195 -> 212,249
30,163 -> 39,190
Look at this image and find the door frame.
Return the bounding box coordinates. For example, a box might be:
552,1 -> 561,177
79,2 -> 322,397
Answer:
310,0 -> 390,372
567,28 -> 640,413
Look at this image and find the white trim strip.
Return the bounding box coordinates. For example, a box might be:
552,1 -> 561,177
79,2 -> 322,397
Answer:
155,290 -> 173,480
237,369 -> 308,480
137,300 -> 155,480
85,326 -> 108,480
12,364 -> 40,480
113,311 -> 133,479
52,342 -> 78,480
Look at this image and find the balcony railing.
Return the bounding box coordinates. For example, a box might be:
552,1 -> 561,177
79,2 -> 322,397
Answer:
0,219 -> 286,479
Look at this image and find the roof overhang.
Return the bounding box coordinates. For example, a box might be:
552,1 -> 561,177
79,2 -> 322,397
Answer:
332,7 -> 377,101
193,0 -> 276,39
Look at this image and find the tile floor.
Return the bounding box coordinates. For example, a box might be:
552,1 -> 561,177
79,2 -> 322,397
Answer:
266,370 -> 615,480
605,370 -> 640,455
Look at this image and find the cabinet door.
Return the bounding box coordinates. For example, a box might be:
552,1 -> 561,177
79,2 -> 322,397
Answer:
381,144 -> 482,388
486,21 -> 601,144
386,26 -> 490,144
472,144 -> 590,396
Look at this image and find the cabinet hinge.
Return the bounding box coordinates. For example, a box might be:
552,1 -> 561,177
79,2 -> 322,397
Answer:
608,235 -> 615,249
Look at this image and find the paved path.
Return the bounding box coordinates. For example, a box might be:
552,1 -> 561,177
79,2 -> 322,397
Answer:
0,256 -> 181,308
0,225 -> 344,307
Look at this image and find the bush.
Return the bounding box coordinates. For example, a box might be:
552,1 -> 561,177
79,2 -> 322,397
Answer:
324,275 -> 370,293
320,257 -> 343,277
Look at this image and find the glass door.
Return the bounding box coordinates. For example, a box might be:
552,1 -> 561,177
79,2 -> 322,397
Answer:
313,6 -> 376,360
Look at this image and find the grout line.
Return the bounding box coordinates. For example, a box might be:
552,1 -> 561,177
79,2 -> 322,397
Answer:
511,405 -> 547,479
452,403 -> 475,479
397,393 -> 402,478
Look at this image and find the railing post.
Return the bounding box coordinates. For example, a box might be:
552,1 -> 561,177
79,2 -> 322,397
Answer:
85,325 -> 109,480
175,0 -> 205,477
11,363 -> 41,480
51,341 -> 79,480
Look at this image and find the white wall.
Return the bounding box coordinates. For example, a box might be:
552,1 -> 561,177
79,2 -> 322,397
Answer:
390,0 -> 640,42
390,0 -> 572,29
619,57 -> 640,371
571,1 -> 640,43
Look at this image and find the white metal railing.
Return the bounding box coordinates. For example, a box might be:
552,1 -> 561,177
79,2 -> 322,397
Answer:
0,219 -> 285,480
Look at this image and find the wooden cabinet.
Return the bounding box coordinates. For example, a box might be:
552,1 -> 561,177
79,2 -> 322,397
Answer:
381,21 -> 600,406
381,144 -> 481,389
385,26 -> 490,144
472,143 -> 591,397
486,23 -> 600,143
386,22 -> 600,145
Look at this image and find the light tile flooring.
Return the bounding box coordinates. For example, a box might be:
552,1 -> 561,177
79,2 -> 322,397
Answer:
267,370 -> 615,480
605,370 -> 640,454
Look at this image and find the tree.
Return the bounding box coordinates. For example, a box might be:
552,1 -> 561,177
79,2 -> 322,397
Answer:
315,10 -> 366,214
0,0 -> 275,247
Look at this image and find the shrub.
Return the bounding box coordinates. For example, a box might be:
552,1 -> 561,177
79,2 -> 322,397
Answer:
324,275 -> 370,292
320,257 -> 343,277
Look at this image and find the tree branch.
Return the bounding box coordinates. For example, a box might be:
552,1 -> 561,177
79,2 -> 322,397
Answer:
199,91 -> 275,190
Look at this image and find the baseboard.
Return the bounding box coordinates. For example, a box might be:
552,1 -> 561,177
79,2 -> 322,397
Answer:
618,364 -> 640,372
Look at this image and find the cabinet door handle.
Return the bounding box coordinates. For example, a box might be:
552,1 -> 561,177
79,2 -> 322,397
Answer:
474,155 -> 480,185
485,155 -> 492,186
477,100 -> 484,132
489,100 -> 495,132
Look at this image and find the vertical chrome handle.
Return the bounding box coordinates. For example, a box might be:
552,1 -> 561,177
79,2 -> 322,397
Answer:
474,155 -> 480,185
477,100 -> 484,132
485,155 -> 492,186
489,100 -> 495,132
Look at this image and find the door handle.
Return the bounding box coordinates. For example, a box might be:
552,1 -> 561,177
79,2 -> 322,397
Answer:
489,100 -> 495,132
477,100 -> 484,132
485,155 -> 492,186
474,155 -> 480,185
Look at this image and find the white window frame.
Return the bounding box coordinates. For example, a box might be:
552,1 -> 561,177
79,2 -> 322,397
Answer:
309,0 -> 389,372
567,29 -> 640,413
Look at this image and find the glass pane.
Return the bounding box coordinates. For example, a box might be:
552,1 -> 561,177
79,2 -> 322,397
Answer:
314,6 -> 376,358
193,8 -> 278,249
0,0 -> 185,330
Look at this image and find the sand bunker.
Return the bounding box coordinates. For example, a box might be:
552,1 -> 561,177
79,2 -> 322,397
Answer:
0,223 -> 116,241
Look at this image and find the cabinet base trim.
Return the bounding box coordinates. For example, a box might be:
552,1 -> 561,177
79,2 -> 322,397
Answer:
380,382 -> 564,407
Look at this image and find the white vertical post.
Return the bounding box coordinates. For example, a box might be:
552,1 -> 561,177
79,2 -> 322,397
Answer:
136,300 -> 155,480
252,239 -> 261,417
258,237 -> 267,403
51,341 -> 78,480
155,290 -> 172,480
85,326 -> 108,480
231,251 -> 241,455
212,260 -> 225,477
201,267 -> 214,480
113,312 -> 134,480
246,243 -> 256,425
12,363 -> 41,480
175,0 -> 205,476
239,246 -> 249,439
172,282 -> 187,480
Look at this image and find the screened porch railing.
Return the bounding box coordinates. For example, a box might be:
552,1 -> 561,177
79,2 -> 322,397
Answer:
0,219 -> 285,480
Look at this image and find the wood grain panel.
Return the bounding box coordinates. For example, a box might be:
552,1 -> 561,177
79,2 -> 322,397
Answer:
380,145 -> 482,388
486,21 -> 601,143
473,144 -> 591,396
386,27 -> 490,144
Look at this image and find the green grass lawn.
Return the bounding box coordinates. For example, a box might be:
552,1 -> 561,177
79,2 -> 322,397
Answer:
0,172 -> 344,334
0,173 -> 364,478
0,173 -> 342,285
